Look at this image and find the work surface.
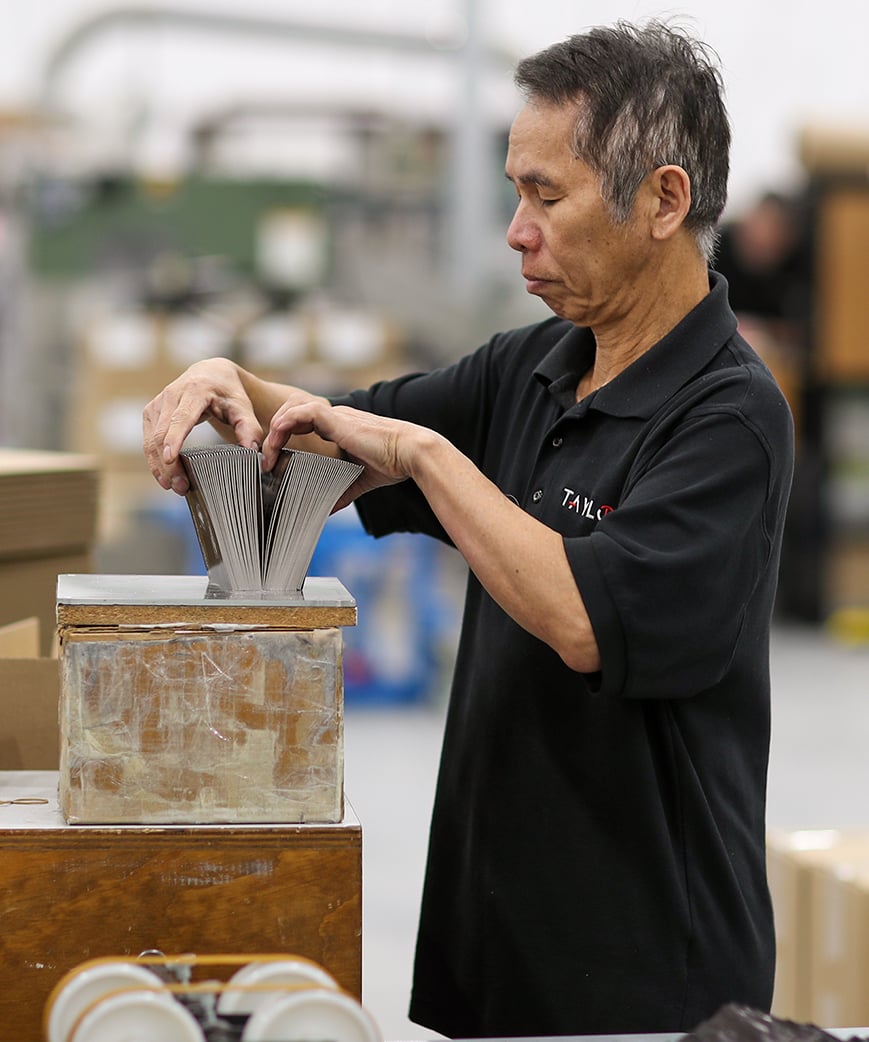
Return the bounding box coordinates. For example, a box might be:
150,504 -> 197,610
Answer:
399,1033 -> 869,1042
447,1032 -> 868,1042
452,1035 -> 681,1042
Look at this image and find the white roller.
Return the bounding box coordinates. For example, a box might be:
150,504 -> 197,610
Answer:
217,957 -> 339,1015
240,986 -> 381,1042
69,988 -> 205,1042
46,962 -> 165,1042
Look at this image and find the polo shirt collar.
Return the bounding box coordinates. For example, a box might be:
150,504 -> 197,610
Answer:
533,271 -> 737,418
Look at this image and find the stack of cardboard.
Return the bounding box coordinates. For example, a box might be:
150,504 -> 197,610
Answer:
0,449 -> 100,656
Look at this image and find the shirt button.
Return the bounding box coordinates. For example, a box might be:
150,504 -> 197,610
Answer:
552,436 -> 563,448
532,489 -> 544,503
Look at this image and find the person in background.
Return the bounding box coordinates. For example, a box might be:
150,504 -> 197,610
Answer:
714,189 -> 811,423
143,20 -> 794,1038
716,190 -> 818,621
716,190 -> 809,325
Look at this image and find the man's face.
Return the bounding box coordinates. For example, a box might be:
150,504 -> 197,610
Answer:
505,99 -> 652,328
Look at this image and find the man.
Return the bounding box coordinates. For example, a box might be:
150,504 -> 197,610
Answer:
144,21 -> 794,1038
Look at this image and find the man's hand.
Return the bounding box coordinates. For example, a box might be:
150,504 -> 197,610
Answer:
143,359 -> 326,494
264,399 -> 438,510
143,358 -> 265,493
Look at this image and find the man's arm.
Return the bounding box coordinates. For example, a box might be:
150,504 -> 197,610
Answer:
411,425 -> 601,673
264,399 -> 602,674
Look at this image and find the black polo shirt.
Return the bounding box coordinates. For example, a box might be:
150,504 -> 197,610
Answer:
335,273 -> 794,1038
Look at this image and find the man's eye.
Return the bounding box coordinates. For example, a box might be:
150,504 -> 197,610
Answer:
540,197 -> 559,208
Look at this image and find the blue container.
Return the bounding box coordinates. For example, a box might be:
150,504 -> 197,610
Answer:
309,510 -> 453,706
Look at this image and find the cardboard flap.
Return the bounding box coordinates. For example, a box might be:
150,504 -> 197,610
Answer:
0,617 -> 40,658
0,618 -> 60,770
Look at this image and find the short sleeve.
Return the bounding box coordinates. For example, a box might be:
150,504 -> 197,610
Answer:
566,405 -> 788,699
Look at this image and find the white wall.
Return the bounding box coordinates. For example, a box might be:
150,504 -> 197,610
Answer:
493,0 -> 869,215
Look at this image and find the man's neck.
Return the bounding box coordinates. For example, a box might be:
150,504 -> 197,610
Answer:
577,254 -> 710,400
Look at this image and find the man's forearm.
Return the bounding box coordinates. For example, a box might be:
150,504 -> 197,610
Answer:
408,430 -> 601,673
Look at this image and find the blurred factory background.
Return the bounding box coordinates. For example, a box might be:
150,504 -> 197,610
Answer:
0,0 -> 867,627
0,0 -> 868,624
1,1 -> 869,1037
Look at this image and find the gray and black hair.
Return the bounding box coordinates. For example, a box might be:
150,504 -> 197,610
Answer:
514,20 -> 730,263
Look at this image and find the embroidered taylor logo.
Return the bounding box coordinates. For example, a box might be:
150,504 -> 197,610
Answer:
561,488 -> 614,521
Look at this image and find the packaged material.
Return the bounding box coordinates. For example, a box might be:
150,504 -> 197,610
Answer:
57,574 -> 355,825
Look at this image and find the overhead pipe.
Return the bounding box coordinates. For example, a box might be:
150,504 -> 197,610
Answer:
37,2 -> 515,303
38,4 -> 515,108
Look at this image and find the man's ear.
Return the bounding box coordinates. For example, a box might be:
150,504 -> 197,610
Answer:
648,164 -> 692,241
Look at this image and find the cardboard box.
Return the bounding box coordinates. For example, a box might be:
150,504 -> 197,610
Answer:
0,618 -> 59,771
767,827 -> 869,1021
0,448 -> 100,656
57,574 -> 356,825
827,536 -> 869,612
809,859 -> 869,1027
0,770 -> 361,1042
816,187 -> 869,383
0,615 -> 39,658
0,551 -> 91,659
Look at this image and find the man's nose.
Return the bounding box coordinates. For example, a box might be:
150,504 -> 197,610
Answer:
506,203 -> 539,252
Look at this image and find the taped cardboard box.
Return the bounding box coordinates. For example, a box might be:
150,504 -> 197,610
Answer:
767,827 -> 869,1021
57,574 -> 356,825
0,617 -> 60,771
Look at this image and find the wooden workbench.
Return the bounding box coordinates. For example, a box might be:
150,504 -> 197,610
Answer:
0,770 -> 361,1042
